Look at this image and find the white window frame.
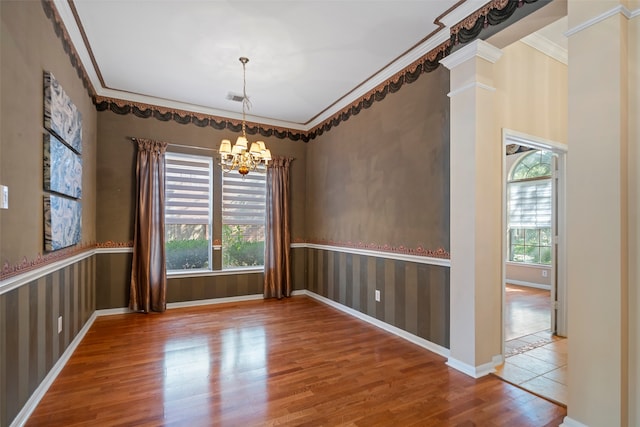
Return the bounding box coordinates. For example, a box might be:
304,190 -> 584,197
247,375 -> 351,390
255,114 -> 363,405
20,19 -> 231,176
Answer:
221,171 -> 266,270
164,152 -> 213,274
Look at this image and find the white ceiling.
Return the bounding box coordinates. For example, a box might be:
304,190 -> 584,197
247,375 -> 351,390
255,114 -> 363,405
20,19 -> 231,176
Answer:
56,1 -> 566,131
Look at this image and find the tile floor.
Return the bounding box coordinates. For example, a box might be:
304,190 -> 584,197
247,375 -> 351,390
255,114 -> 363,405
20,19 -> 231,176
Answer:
494,284 -> 568,406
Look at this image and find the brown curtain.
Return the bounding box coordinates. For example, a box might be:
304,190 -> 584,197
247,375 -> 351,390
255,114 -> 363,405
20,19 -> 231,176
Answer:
264,156 -> 293,299
130,138 -> 167,313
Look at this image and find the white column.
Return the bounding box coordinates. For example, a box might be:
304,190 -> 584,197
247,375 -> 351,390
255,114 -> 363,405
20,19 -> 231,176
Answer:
440,40 -> 503,377
563,2 -> 638,426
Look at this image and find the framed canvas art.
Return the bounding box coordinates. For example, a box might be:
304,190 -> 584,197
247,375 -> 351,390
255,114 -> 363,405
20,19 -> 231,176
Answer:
44,195 -> 82,251
44,71 -> 82,153
44,133 -> 82,198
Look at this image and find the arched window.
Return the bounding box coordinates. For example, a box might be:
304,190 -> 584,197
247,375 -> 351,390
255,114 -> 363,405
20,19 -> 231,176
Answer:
507,150 -> 553,265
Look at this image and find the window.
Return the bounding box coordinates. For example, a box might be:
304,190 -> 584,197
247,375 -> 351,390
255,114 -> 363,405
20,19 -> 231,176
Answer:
165,153 -> 213,272
507,150 -> 553,265
222,172 -> 266,268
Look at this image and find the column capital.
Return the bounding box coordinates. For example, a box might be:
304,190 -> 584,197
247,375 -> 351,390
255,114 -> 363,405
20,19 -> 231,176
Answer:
440,40 -> 503,70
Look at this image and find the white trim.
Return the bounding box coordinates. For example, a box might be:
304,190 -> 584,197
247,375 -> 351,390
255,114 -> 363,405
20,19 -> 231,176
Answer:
95,247 -> 133,254
305,243 -> 451,267
166,293 -> 263,309
445,355 -> 500,378
290,243 -> 306,249
505,279 -> 551,291
565,5 -> 638,37
9,312 -> 97,427
301,290 -> 450,359
559,417 -> 590,427
438,0 -> 490,28
520,34 -> 567,65
502,128 -> 568,154
95,307 -> 133,316
0,250 -> 94,296
447,82 -> 496,98
167,267 -> 263,279
505,261 -> 551,270
440,39 -> 503,70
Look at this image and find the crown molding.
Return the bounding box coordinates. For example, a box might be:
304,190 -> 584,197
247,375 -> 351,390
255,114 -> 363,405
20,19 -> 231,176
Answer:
520,33 -> 568,65
565,4 -> 640,37
438,0 -> 491,28
440,39 -> 503,70
306,28 -> 450,130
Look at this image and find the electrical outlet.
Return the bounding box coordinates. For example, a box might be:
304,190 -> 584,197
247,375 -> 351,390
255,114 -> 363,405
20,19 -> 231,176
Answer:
0,185 -> 8,209
375,289 -> 381,302
58,316 -> 62,334
542,270 -> 548,277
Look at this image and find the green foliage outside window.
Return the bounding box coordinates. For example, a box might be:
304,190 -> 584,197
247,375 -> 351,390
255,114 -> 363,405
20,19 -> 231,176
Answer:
222,225 -> 264,268
165,238 -> 209,270
509,227 -> 552,265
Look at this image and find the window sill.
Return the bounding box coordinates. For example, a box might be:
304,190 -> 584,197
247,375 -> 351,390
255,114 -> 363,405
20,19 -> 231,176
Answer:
167,266 -> 264,279
505,261 -> 551,269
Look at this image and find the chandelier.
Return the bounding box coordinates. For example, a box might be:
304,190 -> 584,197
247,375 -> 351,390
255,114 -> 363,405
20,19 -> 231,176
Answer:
218,57 -> 271,176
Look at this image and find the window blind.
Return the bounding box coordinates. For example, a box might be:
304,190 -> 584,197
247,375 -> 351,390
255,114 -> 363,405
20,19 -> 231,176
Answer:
165,154 -> 212,225
507,179 -> 552,228
222,173 -> 266,226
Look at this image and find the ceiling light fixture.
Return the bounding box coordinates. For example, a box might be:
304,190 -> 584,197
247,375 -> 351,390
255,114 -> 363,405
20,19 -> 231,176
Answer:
218,57 -> 271,176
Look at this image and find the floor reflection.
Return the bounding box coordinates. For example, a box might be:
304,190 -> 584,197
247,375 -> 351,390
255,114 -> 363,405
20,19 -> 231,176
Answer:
161,327 -> 269,423
163,336 -> 212,422
219,327 -> 268,420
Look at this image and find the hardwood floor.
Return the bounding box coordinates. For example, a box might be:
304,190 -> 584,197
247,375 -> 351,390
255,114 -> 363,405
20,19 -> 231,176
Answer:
503,284 -> 550,341
26,296 -> 566,426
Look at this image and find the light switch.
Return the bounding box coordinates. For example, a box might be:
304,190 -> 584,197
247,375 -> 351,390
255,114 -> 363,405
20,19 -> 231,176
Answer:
0,185 -> 7,209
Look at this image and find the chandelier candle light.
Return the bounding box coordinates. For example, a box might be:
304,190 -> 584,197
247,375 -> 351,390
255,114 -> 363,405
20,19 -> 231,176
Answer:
218,57 -> 271,176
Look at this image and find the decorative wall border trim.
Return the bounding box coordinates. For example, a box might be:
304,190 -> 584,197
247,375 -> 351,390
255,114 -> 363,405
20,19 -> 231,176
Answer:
41,0 -> 95,98
1,243 -> 95,284
304,243 -> 451,267
8,311 -> 98,427
2,239 -> 449,294
303,290 -> 450,359
43,0 -> 540,143
565,5 -> 640,37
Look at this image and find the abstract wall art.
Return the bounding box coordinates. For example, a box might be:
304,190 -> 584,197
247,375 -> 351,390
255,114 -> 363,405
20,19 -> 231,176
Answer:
44,71 -> 82,153
44,195 -> 82,251
44,133 -> 82,198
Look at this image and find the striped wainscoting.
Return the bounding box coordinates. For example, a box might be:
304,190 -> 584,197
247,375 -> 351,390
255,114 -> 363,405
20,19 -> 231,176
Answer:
0,255 -> 96,427
306,247 -> 450,349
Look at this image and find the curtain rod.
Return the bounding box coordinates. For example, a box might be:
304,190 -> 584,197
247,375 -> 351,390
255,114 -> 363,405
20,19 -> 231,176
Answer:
129,137 -> 215,152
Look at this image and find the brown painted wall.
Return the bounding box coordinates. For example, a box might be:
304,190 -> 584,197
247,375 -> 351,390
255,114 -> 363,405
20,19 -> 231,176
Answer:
0,256 -> 96,426
96,111 -> 307,308
0,1 -> 97,265
1,2 -> 98,426
304,66 -> 451,347
305,66 -> 450,251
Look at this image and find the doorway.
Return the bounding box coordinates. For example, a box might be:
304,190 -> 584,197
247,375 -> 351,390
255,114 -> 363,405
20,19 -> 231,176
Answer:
495,129 -> 568,405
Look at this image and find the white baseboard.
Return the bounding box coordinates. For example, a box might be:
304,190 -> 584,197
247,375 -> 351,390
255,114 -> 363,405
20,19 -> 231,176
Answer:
300,290 -> 450,359
445,355 -> 500,378
10,312 -> 98,427
560,417 -> 589,427
506,280 -> 551,290
167,293 -> 263,309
